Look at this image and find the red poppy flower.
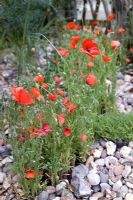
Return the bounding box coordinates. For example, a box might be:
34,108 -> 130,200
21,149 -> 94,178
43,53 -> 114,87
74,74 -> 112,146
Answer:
34,75 -> 45,83
88,62 -> 94,68
75,25 -> 82,30
130,48 -> 133,53
67,103 -> 77,114
41,123 -> 51,133
42,83 -> 49,90
58,113 -> 66,125
107,29 -> 113,33
91,21 -> 99,26
25,170 -> 36,179
56,88 -> 65,97
31,87 -> 43,100
86,74 -> 97,85
64,127 -> 72,137
67,21 -> 75,30
52,59 -> 58,64
81,133 -> 87,142
17,135 -> 25,143
69,40 -> 77,49
63,97 -> 70,107
48,93 -> 57,101
86,26 -> 91,30
111,40 -> 120,50
54,76 -> 61,84
11,87 -> 34,105
125,58 -> 131,63
102,55 -> 111,62
107,15 -> 115,21
58,48 -> 69,57
72,35 -> 80,42
116,28 -> 126,34
80,38 -> 100,58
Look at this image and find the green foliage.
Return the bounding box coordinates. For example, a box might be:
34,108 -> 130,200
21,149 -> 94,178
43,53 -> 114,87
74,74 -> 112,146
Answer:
94,111 -> 133,141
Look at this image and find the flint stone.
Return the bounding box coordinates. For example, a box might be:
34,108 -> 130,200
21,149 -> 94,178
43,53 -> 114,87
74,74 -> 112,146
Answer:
0,172 -> 6,184
87,172 -> 100,186
113,165 -> 124,176
72,164 -> 89,179
100,183 -> 111,192
120,146 -> 131,158
125,193 -> 133,200
106,141 -> 116,155
122,165 -> 132,178
71,176 -> 92,198
38,191 -> 49,200
113,180 -> 122,191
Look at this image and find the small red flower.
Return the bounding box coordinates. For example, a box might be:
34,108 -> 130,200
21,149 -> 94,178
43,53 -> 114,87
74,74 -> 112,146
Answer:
63,97 -> 70,107
56,88 -> 65,97
107,15 -> 115,21
25,170 -> 36,179
91,21 -> 99,26
125,58 -> 131,63
69,40 -> 77,49
64,127 -> 72,137
86,26 -> 91,30
111,40 -> 120,50
102,55 -> 111,62
42,83 -> 49,90
11,87 -> 34,105
107,29 -> 113,33
34,75 -> 45,83
68,103 -> 77,114
81,133 -> 87,142
81,72 -> 85,78
75,25 -> 82,30
86,74 -> 97,85
48,93 -> 57,101
58,113 -> 66,125
35,113 -> 45,123
130,48 -> 133,53
72,35 -> 80,42
52,59 -> 58,64
88,62 -> 94,68
116,28 -> 126,34
58,48 -> 69,57
80,38 -> 100,58
17,136 -> 25,143
67,21 -> 75,30
31,87 -> 43,100
54,76 -> 61,84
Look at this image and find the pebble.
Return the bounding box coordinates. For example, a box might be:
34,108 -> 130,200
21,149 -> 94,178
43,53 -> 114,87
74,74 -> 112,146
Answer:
95,159 -> 105,166
106,141 -> 116,155
120,146 -> 132,158
87,172 -> 100,186
126,182 -> 133,189
129,141 -> 133,148
113,180 -> 122,191
122,165 -> 132,178
99,172 -> 109,183
113,165 -> 124,176
38,191 -> 49,200
0,172 -> 6,184
125,193 -> 133,200
100,183 -> 111,192
72,164 -> 89,179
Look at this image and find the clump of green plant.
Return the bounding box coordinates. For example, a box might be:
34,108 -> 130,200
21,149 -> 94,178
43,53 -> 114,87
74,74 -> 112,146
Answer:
94,111 -> 133,141
8,21 -> 119,198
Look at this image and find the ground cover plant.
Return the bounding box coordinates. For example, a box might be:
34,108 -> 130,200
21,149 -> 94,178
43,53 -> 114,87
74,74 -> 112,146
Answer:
8,20 -> 131,198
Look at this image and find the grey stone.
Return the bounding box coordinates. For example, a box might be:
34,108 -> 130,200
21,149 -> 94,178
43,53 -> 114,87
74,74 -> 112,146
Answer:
106,141 -> 116,155
1,156 -> 13,165
101,150 -> 107,159
100,183 -> 111,192
56,182 -> 67,195
113,198 -> 122,200
120,146 -> 132,157
87,172 -> 100,186
129,141 -> 133,148
0,172 -> 6,184
113,180 -> 122,191
71,176 -> 92,198
99,172 -> 109,183
105,156 -> 118,168
92,147 -> 103,159
95,159 -> 105,166
92,185 -> 101,192
46,186 -> 56,194
122,165 -> 132,178
113,165 -> 124,176
72,164 -> 89,179
38,191 -> 49,200
126,182 -> 133,189
125,193 -> 133,200
120,185 -> 128,197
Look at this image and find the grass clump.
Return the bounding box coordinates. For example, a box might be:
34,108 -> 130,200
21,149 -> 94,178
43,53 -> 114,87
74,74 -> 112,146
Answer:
94,111 -> 133,141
